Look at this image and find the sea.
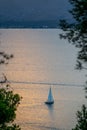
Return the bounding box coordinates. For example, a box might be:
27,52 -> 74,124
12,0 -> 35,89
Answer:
0,29 -> 87,130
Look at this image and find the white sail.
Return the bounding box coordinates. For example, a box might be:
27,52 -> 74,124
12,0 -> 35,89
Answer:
45,87 -> 54,104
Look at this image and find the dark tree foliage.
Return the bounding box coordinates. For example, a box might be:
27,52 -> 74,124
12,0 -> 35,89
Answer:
59,0 -> 87,93
0,52 -> 13,65
59,0 -> 87,70
0,86 -> 21,130
72,105 -> 87,130
59,1 -> 87,129
0,52 -> 21,130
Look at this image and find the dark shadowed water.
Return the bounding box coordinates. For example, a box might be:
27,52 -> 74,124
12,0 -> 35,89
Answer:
0,29 -> 87,130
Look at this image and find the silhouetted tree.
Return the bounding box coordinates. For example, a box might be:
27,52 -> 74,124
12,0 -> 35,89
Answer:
0,51 -> 21,130
59,0 -> 87,92
59,0 -> 87,70
59,0 -> 87,130
0,52 -> 13,65
72,105 -> 87,130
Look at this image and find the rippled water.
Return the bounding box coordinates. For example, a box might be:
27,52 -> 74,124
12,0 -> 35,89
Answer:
0,29 -> 87,130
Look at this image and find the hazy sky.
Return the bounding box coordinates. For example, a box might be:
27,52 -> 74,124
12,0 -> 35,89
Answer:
0,0 -> 71,21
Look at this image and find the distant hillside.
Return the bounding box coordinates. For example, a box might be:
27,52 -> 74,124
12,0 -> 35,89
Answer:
0,20 -> 60,28
0,0 -> 72,28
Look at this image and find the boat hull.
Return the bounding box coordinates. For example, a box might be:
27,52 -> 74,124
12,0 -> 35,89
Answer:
45,101 -> 54,105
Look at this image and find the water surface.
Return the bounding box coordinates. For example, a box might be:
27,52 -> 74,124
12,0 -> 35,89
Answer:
0,29 -> 86,130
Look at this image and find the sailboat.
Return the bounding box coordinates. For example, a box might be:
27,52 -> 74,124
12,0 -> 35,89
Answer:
45,87 -> 54,104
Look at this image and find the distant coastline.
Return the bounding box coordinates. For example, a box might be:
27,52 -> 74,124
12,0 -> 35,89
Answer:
0,20 -> 59,28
